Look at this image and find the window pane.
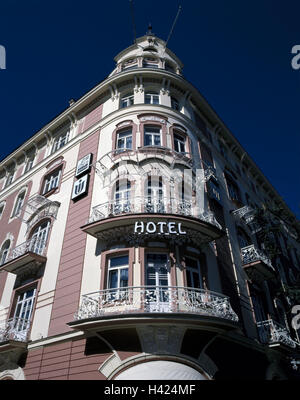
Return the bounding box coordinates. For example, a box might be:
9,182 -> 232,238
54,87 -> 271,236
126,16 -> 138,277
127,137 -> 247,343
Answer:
109,270 -> 118,289
110,255 -> 129,268
120,268 -> 128,287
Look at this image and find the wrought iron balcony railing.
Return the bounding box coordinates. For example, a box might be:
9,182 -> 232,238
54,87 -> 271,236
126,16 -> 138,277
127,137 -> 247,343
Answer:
5,238 -> 47,264
241,245 -> 274,270
88,197 -> 222,229
74,286 -> 239,323
0,317 -> 30,343
232,205 -> 261,233
257,319 -> 297,348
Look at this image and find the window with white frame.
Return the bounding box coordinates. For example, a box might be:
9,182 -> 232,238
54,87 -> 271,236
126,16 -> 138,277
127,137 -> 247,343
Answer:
0,240 -> 10,266
11,190 -> 26,218
30,220 -> 51,255
145,92 -> 159,105
116,128 -> 132,152
146,176 -> 164,213
42,169 -> 61,195
173,132 -> 186,153
51,131 -> 70,154
113,180 -> 131,214
12,287 -> 36,334
4,171 -> 14,188
120,93 -> 134,108
107,255 -> 129,299
24,155 -> 35,173
144,125 -> 161,146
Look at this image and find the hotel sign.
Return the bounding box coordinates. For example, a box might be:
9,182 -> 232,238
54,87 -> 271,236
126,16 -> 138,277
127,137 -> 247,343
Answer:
134,221 -> 186,235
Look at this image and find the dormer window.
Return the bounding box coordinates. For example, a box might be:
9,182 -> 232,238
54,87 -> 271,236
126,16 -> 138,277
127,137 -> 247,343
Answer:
24,154 -> 35,174
171,97 -> 179,111
143,57 -> 158,68
121,93 -> 134,108
123,58 -> 137,70
165,62 -> 175,73
4,171 -> 14,188
145,92 -> 159,105
51,131 -> 70,154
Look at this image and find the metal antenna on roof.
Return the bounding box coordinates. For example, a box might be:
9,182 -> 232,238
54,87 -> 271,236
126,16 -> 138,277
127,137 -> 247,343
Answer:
165,5 -> 182,49
129,0 -> 137,43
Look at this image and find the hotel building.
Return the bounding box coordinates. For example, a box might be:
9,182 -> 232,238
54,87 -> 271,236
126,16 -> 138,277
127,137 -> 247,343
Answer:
0,30 -> 299,380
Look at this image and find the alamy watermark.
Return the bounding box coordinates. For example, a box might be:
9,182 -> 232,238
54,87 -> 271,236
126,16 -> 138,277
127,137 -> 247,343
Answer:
292,304 -> 300,330
291,45 -> 300,70
0,45 -> 6,69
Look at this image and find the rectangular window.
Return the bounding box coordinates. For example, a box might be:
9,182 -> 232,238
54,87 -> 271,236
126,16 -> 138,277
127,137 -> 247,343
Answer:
12,287 -> 36,335
4,172 -> 14,188
43,169 -> 61,195
24,156 -> 35,173
116,129 -> 132,152
121,94 -> 134,108
107,255 -> 129,300
145,93 -> 159,105
51,131 -> 70,154
12,192 -> 25,218
144,126 -> 161,146
174,133 -> 186,153
185,257 -> 202,289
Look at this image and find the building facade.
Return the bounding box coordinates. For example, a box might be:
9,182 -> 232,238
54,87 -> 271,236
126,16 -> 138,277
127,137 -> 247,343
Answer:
0,31 -> 300,380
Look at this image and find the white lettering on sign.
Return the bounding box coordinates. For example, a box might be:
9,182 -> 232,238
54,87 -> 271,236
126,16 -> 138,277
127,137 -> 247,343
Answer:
134,221 -> 186,235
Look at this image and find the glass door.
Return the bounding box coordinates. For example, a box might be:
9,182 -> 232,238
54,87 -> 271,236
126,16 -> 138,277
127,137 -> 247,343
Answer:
13,288 -> 36,340
146,253 -> 170,312
146,177 -> 164,213
30,220 -> 50,255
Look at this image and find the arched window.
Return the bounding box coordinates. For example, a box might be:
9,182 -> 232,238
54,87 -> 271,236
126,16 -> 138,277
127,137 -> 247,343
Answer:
0,240 -> 10,265
145,92 -> 159,105
113,180 -> 131,214
120,93 -> 134,108
29,220 -> 51,255
11,190 -> 26,218
145,176 -> 164,213
237,228 -> 251,249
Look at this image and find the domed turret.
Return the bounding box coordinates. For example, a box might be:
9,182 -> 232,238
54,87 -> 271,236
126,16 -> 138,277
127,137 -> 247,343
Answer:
109,28 -> 183,77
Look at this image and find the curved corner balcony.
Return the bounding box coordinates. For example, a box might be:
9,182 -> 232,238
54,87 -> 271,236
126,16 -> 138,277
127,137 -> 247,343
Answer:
69,286 -> 238,330
81,197 -> 224,245
95,147 -> 194,178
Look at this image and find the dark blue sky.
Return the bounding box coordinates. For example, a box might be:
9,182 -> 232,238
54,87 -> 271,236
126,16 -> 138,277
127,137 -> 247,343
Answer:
0,0 -> 299,217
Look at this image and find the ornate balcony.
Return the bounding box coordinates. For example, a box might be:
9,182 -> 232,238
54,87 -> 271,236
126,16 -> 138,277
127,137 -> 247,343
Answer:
0,238 -> 47,274
232,205 -> 261,233
0,317 -> 30,350
95,147 -> 194,177
81,197 -> 224,246
71,286 -> 239,327
241,244 -> 276,282
257,319 -> 297,349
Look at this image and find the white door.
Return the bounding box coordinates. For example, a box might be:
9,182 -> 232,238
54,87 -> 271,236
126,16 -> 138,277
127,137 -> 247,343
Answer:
146,253 -> 170,312
146,177 -> 165,213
